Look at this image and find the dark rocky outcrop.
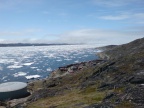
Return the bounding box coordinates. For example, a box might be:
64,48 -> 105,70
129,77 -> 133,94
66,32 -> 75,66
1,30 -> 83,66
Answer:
130,74 -> 144,84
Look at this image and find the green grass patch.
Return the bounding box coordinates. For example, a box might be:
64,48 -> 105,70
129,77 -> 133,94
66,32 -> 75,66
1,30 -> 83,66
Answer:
26,87 -> 105,108
115,101 -> 136,108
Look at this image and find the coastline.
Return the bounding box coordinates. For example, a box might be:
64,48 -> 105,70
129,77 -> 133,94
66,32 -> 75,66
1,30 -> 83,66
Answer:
96,52 -> 110,60
25,38 -> 144,108
1,38 -> 143,108
48,59 -> 106,79
0,48 -> 108,107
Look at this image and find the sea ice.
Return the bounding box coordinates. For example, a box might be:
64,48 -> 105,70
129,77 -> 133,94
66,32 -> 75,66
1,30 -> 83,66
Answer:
0,45 -> 99,82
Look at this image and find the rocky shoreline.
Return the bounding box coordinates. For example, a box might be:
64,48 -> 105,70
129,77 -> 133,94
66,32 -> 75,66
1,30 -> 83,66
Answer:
48,59 -> 106,79
0,38 -> 144,108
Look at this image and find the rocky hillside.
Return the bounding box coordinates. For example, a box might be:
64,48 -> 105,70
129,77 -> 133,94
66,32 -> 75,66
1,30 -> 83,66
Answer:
1,37 -> 143,108
99,38 -> 144,72
102,38 -> 144,59
96,45 -> 117,51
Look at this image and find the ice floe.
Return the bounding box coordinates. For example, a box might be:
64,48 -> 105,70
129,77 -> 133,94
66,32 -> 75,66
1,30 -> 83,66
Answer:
74,60 -> 79,63
64,58 -> 72,61
56,59 -> 62,62
2,76 -> 7,80
47,68 -> 52,71
13,72 -> 27,77
0,66 -> 3,70
23,62 -> 34,66
7,65 -> 23,69
25,75 -> 41,79
30,67 -> 38,69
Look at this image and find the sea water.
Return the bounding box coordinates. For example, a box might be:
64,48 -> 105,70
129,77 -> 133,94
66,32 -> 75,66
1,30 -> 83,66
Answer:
0,45 -> 100,83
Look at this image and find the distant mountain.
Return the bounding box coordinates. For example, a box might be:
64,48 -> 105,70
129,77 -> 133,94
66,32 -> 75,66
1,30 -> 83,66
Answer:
0,43 -> 71,47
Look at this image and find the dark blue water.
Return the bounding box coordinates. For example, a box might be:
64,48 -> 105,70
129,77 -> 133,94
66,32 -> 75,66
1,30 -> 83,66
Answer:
0,45 -> 99,83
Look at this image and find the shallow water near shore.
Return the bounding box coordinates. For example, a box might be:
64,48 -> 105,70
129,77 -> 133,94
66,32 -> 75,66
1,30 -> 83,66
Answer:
0,45 -> 100,83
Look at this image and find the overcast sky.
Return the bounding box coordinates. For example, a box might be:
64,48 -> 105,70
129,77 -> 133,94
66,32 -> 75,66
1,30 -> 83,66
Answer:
0,0 -> 144,46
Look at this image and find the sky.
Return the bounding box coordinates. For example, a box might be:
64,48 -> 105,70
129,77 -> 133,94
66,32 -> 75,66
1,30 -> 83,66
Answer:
0,0 -> 144,46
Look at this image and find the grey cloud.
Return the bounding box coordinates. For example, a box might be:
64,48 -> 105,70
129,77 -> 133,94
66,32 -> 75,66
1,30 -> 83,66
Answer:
49,28 -> 144,45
